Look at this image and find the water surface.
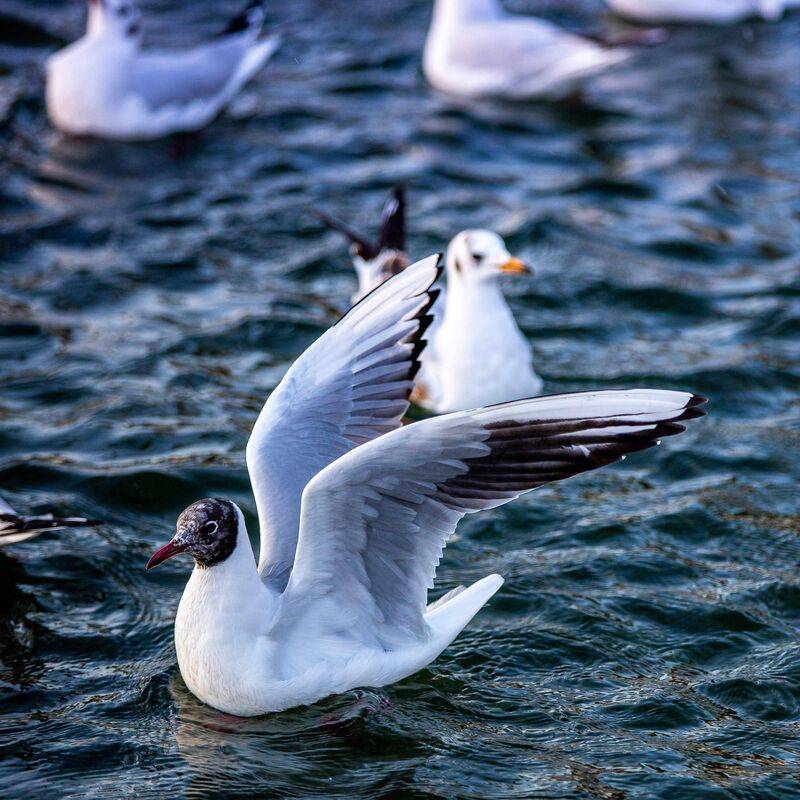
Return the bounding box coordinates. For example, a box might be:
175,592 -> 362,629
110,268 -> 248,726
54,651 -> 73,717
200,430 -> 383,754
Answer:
2,1 -> 800,797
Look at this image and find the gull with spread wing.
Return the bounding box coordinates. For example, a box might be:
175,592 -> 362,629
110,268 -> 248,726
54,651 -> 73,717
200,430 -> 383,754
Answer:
319,187 -> 541,412
46,0 -> 281,139
147,256 -> 706,716
1,496 -> 99,547
423,0 -> 630,101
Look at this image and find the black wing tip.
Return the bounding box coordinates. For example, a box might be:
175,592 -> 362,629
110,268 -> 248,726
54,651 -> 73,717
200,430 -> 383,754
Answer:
220,0 -> 267,37
0,514 -> 102,533
405,260 -> 444,387
676,393 -> 708,422
439,390 -> 708,502
378,184 -> 407,253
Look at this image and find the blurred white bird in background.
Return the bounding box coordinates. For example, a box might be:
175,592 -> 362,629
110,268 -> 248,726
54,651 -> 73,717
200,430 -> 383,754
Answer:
605,0 -> 796,25
0,495 -> 100,547
46,0 -> 281,139
146,257 -> 706,717
315,186 -> 409,304
423,0 -> 630,100
319,188 -> 541,412
414,229 -> 542,412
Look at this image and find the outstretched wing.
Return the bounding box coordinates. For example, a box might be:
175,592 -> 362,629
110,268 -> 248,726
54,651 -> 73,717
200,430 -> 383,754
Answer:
249,255 -> 442,589
279,390 -> 706,647
314,210 -> 377,261
377,186 -> 406,254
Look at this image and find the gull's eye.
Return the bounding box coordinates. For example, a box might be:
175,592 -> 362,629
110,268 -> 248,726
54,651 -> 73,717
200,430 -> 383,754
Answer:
200,521 -> 218,539
472,253 -> 484,265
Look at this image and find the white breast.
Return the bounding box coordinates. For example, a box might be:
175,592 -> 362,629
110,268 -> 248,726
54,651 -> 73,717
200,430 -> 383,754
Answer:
432,282 -> 541,412
173,522 -> 280,716
46,38 -> 134,136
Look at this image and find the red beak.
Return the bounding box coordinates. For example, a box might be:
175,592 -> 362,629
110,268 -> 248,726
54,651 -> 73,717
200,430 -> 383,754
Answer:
146,538 -> 189,570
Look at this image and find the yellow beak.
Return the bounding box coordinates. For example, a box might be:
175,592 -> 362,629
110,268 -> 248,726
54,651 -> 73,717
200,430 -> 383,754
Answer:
498,256 -> 531,275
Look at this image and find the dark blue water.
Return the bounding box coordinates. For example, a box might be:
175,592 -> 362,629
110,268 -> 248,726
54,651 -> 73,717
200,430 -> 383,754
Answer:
2,1 -> 800,797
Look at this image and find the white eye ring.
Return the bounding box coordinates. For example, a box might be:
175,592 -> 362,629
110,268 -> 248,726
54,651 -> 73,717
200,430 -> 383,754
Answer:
201,521 -> 219,535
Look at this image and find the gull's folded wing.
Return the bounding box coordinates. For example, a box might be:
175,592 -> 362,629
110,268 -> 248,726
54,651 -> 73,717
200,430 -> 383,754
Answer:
249,256 -> 442,588
279,390 -> 706,647
127,33 -> 279,112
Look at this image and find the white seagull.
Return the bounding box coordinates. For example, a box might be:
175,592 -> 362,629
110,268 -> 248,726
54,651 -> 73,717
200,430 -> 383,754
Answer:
146,256 -> 706,717
423,0 -> 630,100
0,496 -> 100,546
46,0 -> 281,139
414,229 -> 542,412
319,188 -> 542,412
605,0 -> 793,24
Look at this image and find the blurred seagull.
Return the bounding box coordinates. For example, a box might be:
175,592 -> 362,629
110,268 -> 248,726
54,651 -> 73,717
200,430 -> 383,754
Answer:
1,495 -> 100,546
315,187 -> 408,304
319,188 -> 541,412
415,229 -> 542,412
605,0 -> 793,24
46,0 -> 281,139
146,255 -> 706,717
423,0 -> 630,100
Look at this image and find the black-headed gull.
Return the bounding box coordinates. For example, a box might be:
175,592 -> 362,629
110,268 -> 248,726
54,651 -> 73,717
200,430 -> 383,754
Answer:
606,0 -> 791,24
316,187 -> 408,304
146,256 -> 706,716
423,0 -> 630,100
0,495 -> 99,546
46,0 -> 281,139
320,188 -> 541,412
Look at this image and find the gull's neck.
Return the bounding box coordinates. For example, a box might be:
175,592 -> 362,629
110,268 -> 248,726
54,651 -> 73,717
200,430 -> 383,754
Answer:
433,0 -> 501,23
443,240 -> 522,346
86,11 -> 139,47
446,274 -> 511,324
353,257 -> 383,300
87,7 -> 104,37
181,509 -> 277,629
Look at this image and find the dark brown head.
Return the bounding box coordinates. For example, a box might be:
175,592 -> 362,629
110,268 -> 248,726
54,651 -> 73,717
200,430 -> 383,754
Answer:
146,498 -> 239,570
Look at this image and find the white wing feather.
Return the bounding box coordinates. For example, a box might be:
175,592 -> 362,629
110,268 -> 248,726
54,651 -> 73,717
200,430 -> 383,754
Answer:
248,256 -> 442,589
279,390 -> 706,648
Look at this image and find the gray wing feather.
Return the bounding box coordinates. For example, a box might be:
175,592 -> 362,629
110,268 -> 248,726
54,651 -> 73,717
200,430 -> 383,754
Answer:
125,38 -> 252,109
281,391 -> 706,647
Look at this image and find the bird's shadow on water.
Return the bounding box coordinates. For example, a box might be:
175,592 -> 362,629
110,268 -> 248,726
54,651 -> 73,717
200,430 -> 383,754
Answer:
165,672 -> 434,799
37,130 -> 210,187
430,91 -> 628,135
